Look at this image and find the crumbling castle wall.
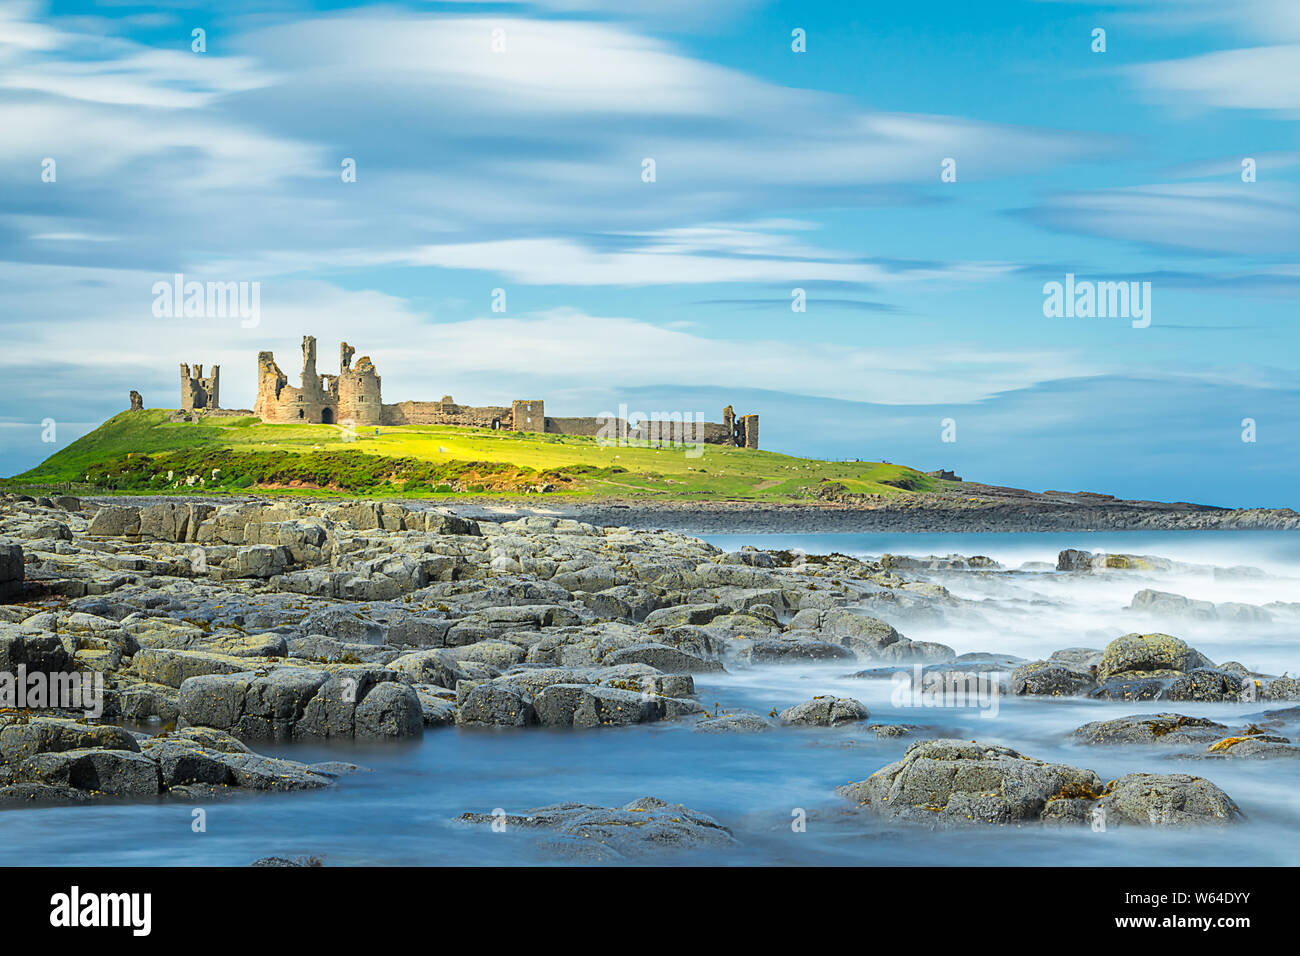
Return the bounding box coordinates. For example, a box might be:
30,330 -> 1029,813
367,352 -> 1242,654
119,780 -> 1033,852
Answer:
382,398 -> 513,428
236,335 -> 759,447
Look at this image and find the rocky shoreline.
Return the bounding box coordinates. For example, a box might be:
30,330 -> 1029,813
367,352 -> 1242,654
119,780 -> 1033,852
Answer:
451,499 -> 1300,533
66,489 -> 1300,534
1,491 -> 1298,860
441,482 -> 1300,532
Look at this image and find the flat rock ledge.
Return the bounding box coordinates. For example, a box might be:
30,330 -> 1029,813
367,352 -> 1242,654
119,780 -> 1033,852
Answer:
457,796 -> 736,860
836,738 -> 1242,828
0,717 -> 332,807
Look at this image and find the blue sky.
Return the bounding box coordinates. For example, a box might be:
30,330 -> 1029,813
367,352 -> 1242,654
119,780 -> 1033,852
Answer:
2,0 -> 1297,506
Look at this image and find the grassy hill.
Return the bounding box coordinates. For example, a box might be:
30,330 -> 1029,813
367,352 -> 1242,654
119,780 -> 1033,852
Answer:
4,410 -> 947,501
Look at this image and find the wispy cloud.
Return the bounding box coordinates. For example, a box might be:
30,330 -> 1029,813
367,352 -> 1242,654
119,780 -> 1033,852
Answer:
1017,184 -> 1300,257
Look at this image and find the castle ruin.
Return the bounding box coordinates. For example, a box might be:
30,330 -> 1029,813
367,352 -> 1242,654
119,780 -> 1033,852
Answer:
199,335 -> 757,447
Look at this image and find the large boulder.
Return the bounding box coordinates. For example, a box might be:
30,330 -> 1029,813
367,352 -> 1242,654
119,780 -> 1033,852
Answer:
300,605 -> 387,644
532,684 -> 664,728
818,610 -> 902,656
353,682 -> 425,738
838,739 -> 1105,825
88,505 -> 141,538
137,502 -> 214,543
1096,633 -> 1213,681
232,545 -> 292,579
451,640 -> 527,670
389,648 -> 463,688
1056,549 -> 1093,571
239,668 -> 332,738
643,604 -> 728,628
1011,660 -> 1096,697
1163,668 -> 1247,702
455,682 -> 535,727
1073,713 -> 1229,746
1099,773 -> 1242,826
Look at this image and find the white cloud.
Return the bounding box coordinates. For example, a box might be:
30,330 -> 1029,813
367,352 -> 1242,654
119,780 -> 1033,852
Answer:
1136,45 -> 1300,116
1026,183 -> 1300,256
392,232 -> 1016,286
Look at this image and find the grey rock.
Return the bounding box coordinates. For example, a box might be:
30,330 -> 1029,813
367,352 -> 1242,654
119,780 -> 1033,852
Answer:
1096,632 -> 1213,682
16,748 -> 161,795
353,682 -> 424,738
219,753 -> 333,791
533,683 -> 664,728
455,682 -> 535,727
1073,713 -> 1229,746
0,542 -> 23,600
778,696 -> 869,726
1180,736 -> 1300,760
743,638 -> 854,663
0,717 -> 140,762
837,738 -> 1105,826
140,739 -> 235,787
1100,773 -> 1242,825
693,712 -> 773,733
1011,661 -> 1096,697
1163,668 -> 1246,702
88,506 -> 141,537
602,642 -> 721,673
457,796 -> 735,860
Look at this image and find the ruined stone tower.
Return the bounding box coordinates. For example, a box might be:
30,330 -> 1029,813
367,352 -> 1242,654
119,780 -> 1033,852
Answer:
180,363 -> 219,411
336,342 -> 383,426
722,405 -> 759,448
254,335 -> 382,425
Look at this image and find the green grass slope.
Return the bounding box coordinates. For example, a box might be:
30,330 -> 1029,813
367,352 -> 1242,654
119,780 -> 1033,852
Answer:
5,409 -> 946,501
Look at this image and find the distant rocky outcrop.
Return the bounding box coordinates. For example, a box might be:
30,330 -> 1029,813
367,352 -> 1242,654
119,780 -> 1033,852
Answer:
837,738 -> 1242,827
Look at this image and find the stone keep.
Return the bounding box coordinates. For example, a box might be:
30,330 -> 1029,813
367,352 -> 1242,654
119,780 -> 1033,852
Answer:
254,336 -> 382,426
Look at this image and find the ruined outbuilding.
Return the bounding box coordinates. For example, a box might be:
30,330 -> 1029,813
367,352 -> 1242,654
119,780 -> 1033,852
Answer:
180,364 -> 219,411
